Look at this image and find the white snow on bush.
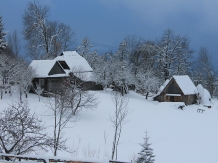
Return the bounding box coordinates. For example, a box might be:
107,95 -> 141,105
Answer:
196,84 -> 212,105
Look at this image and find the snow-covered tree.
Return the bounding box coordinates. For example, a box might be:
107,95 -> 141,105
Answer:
0,54 -> 35,100
15,65 -> 35,103
130,41 -> 156,77
77,36 -> 93,58
77,37 -> 100,69
193,47 -> 216,96
0,100 -> 52,155
0,15 -> 7,54
156,29 -> 193,81
116,39 -> 130,62
108,40 -> 135,95
22,1 -> 75,59
93,53 -> 111,89
136,131 -> 155,163
35,83 -> 44,102
136,69 -> 160,99
110,55 -> 134,95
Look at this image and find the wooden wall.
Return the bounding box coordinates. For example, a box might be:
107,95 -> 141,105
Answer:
153,78 -> 197,105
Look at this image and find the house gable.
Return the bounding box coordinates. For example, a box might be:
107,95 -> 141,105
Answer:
48,62 -> 66,76
173,75 -> 197,95
54,51 -> 94,81
163,78 -> 184,95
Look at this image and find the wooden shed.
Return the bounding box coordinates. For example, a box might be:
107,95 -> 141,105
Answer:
154,75 -> 197,105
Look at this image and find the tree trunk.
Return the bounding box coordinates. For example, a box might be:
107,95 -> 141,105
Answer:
146,92 -> 149,99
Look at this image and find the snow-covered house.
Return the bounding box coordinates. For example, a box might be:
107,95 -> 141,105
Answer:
154,75 -> 197,105
54,51 -> 93,82
29,51 -> 103,92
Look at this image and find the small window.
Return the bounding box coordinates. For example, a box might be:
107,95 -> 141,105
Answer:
58,61 -> 70,70
39,79 -> 45,87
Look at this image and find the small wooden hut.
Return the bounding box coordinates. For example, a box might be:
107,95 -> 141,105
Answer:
154,75 -> 197,105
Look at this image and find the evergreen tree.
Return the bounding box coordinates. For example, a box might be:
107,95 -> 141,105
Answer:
136,131 -> 155,163
0,15 -> 7,54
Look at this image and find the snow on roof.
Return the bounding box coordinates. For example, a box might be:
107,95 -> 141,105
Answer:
29,51 -> 94,81
154,75 -> 196,97
156,79 -> 170,95
173,75 -> 197,95
54,51 -> 94,81
29,60 -> 66,78
166,94 -> 181,96
54,51 -> 93,72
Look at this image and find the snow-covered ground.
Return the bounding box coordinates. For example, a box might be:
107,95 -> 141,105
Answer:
1,89 -> 218,163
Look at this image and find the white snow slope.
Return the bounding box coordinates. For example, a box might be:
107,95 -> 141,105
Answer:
0,89 -> 218,163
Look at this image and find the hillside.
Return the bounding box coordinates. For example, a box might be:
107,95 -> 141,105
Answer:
1,89 -> 218,163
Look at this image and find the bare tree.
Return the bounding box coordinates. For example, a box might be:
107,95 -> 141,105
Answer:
22,1 -> 75,59
45,69 -> 97,156
0,85 -> 3,99
193,47 -> 217,95
45,90 -> 73,156
5,30 -> 21,57
130,40 -> 156,77
110,91 -> 130,160
0,100 -> 52,155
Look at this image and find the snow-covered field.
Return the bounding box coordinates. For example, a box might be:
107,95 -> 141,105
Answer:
1,89 -> 218,163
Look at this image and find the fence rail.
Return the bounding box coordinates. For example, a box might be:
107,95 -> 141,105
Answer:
0,153 -> 128,163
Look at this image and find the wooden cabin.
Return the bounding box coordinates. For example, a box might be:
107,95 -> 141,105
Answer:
29,51 -> 103,93
154,75 -> 197,105
30,60 -> 68,92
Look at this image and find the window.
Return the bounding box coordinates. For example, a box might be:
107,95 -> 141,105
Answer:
58,61 -> 70,70
39,79 -> 45,87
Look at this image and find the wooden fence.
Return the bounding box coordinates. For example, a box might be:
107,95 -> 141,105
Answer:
0,153 -> 129,163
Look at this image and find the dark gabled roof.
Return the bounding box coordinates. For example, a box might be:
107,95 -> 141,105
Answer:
58,61 -> 70,70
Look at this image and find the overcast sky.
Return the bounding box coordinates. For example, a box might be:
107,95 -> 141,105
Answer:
0,0 -> 217,61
